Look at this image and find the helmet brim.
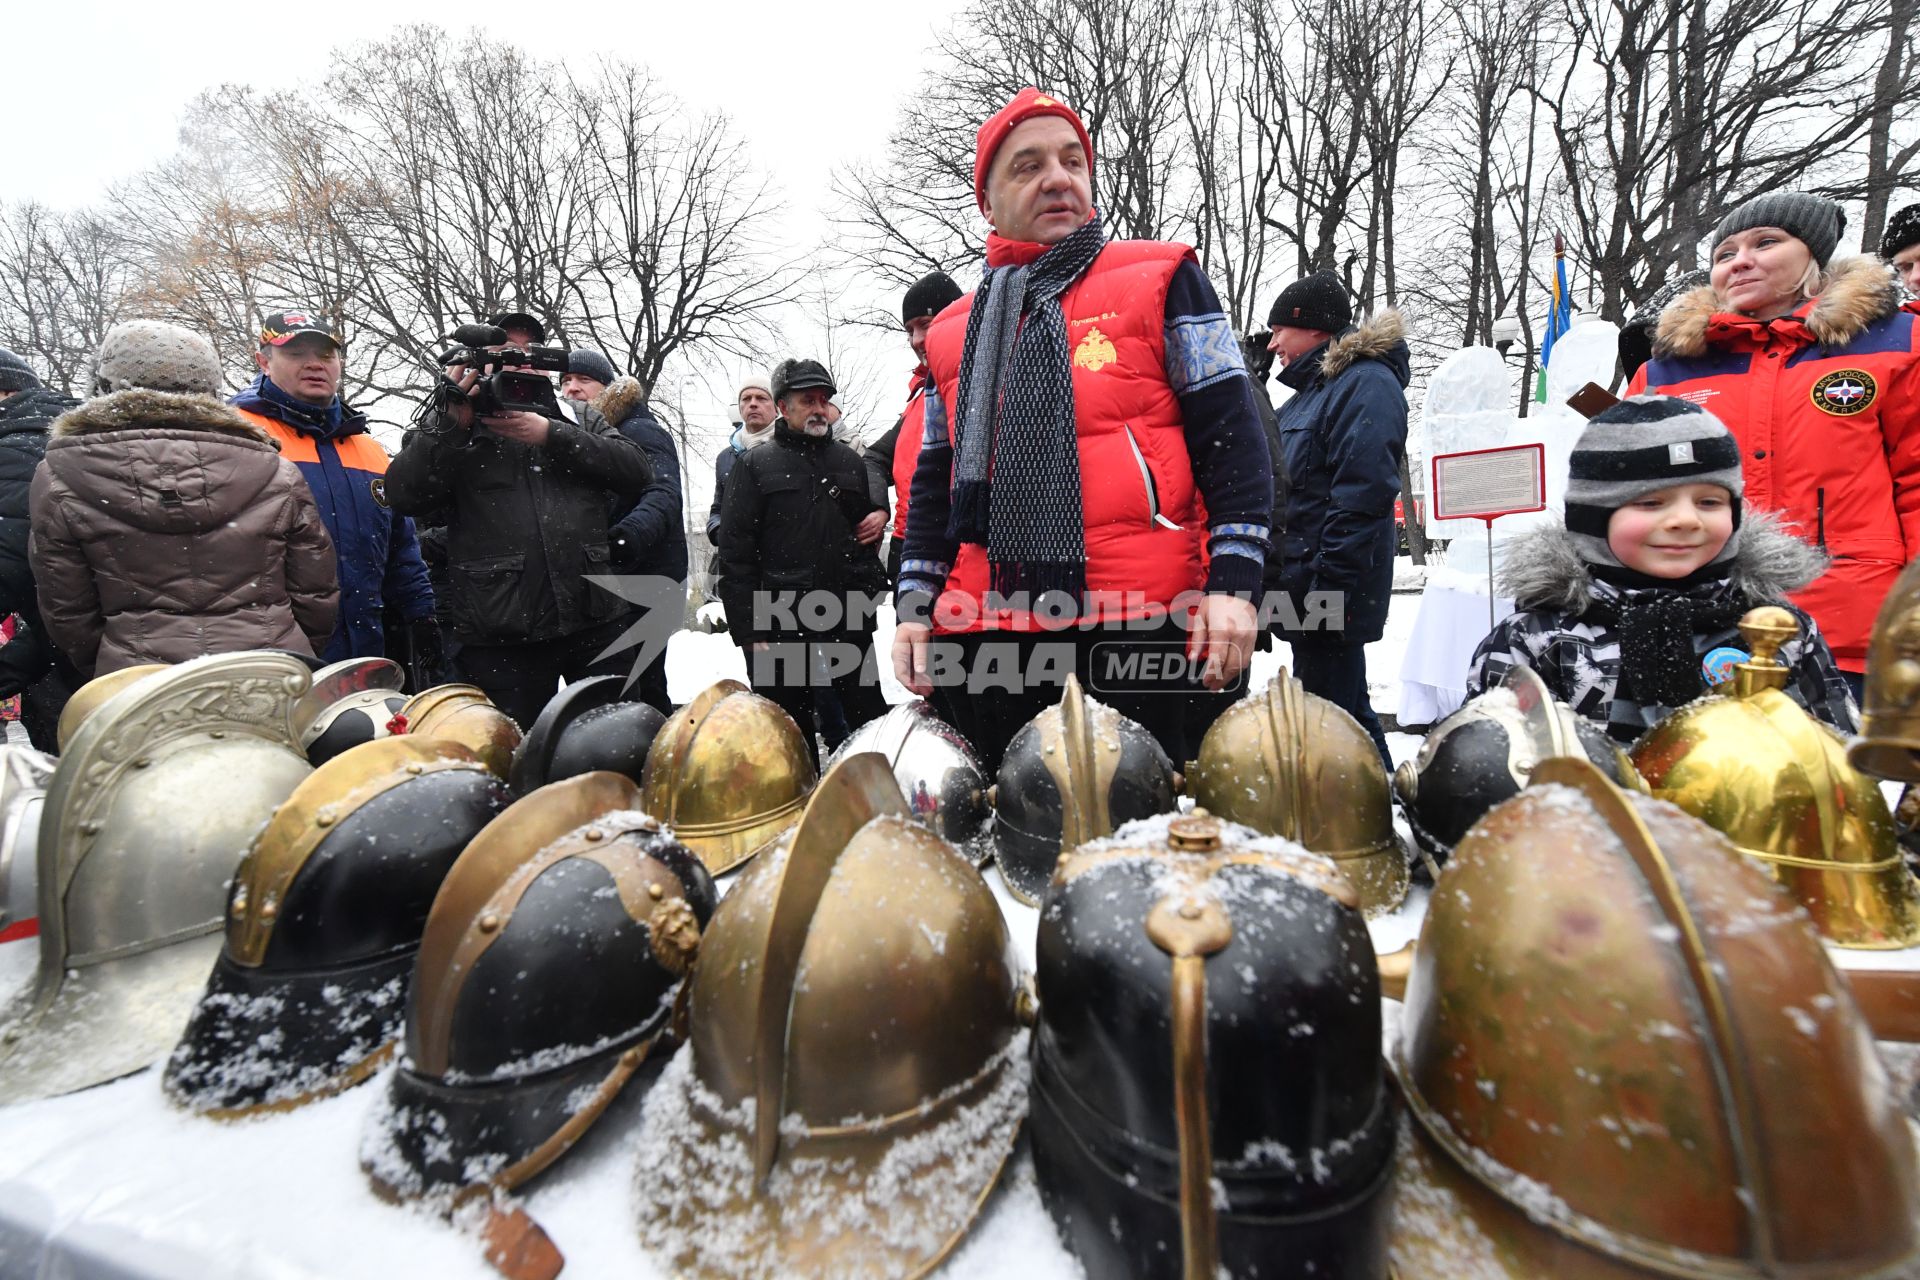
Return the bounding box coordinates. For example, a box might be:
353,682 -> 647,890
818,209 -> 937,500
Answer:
162,948 -> 412,1117
360,1032 -> 655,1205
0,931 -> 222,1105
634,1032 -> 1027,1280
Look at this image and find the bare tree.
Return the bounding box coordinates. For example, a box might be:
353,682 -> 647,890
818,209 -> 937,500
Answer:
0,203 -> 134,395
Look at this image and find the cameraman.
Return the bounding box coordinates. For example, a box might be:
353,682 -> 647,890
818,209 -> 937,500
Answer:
383,313 -> 653,728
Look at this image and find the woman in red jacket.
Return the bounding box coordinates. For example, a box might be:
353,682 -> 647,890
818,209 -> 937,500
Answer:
1629,192 -> 1920,690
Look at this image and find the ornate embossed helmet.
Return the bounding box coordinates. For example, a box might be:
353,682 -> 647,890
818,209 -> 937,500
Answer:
640,679 -> 816,874
1393,666 -> 1641,878
993,674 -> 1178,905
0,652 -> 314,1104
55,662 -> 167,751
1033,811 -> 1396,1279
509,675 -> 667,796
0,746 -> 55,942
292,657 -> 409,766
399,684 -> 523,779
1188,670 -> 1411,915
361,772 -> 715,1206
824,698 -> 993,864
633,754 -> 1026,1279
1633,607 -> 1920,949
1851,558 -> 1920,781
1391,756 -> 1920,1278
162,738 -> 510,1117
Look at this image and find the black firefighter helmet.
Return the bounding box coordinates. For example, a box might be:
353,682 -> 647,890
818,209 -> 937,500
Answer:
163,737 -> 510,1116
993,675 -> 1178,905
508,675 -> 667,796
359,771 -> 716,1206
1393,666 -> 1640,878
1031,811 -> 1397,1278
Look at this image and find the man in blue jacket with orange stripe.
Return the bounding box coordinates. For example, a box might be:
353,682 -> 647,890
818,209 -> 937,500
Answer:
232,312 -> 438,671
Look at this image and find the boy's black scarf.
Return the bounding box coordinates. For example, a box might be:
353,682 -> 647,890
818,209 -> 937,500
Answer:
1584,562 -> 1747,709
948,215 -> 1106,603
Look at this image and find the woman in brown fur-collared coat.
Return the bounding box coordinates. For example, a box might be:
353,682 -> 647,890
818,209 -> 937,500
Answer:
29,320 -> 338,678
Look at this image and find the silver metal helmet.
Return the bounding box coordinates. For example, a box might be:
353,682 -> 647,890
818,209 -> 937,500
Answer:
0,746 -> 56,942
0,651 -> 314,1104
825,700 -> 993,864
293,658 -> 407,765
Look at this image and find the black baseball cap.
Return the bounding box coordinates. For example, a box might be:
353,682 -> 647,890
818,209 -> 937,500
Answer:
260,311 -> 343,350
487,311 -> 547,343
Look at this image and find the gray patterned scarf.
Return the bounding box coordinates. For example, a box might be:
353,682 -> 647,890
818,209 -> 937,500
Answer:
948,215 -> 1106,603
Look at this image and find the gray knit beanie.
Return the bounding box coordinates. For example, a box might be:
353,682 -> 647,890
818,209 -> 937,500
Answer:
91,320 -> 223,396
1564,395 -> 1744,571
1711,192 -> 1848,268
0,348 -> 41,394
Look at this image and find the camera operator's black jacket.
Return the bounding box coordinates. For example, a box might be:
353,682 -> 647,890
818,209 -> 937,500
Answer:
716,418 -> 887,646
383,401 -> 652,646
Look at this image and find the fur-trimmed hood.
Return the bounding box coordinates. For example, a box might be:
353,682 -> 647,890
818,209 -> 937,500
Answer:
52,388 -> 277,446
1319,308 -> 1410,381
1497,509 -> 1825,614
1653,256 -> 1900,358
591,375 -> 647,429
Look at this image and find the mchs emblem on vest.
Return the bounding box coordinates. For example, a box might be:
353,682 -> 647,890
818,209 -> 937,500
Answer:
1073,327 -> 1117,373
1810,369 -> 1877,417
369,477 -> 389,508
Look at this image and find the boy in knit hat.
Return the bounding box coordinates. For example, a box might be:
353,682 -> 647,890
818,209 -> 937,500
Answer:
1465,394 -> 1855,742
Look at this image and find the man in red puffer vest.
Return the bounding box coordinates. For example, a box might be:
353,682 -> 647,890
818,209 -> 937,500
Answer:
891,87 -> 1274,770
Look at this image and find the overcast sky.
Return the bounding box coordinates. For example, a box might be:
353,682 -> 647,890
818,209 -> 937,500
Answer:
2,0 -> 979,473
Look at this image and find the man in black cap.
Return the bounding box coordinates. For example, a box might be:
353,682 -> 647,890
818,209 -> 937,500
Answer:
864,271 -> 964,586
1884,204 -> 1920,301
0,348 -> 77,748
1266,271 -> 1410,766
383,315 -> 653,729
716,358 -> 889,759
558,350 -> 687,712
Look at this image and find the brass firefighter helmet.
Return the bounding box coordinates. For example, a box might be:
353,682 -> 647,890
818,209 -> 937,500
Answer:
1393,665 -> 1641,881
0,652 -> 314,1104
1188,668 -> 1411,915
824,698 -> 993,865
55,662 -> 167,752
633,753 -> 1026,1280
361,771 -> 715,1206
640,679 -> 816,874
162,738 -> 509,1117
1632,607 -> 1920,949
994,674 -> 1178,905
1392,756 -> 1920,1279
1034,811 -> 1396,1279
398,683 -> 521,779
509,674 -> 666,797
1852,557 -> 1920,781
0,746 -> 55,942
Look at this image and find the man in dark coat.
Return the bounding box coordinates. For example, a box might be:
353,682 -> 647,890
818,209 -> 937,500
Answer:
383,319 -> 653,729
706,374 -> 777,546
716,359 -> 888,759
1267,272 -> 1409,765
0,348 -> 77,750
560,350 -> 686,712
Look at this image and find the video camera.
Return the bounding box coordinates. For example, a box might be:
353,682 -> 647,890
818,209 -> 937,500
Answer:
434,323 -> 567,420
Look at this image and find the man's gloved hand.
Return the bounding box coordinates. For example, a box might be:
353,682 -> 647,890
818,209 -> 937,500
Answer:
406,617 -> 450,692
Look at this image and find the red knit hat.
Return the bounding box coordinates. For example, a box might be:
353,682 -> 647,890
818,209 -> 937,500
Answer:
973,87 -> 1094,215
